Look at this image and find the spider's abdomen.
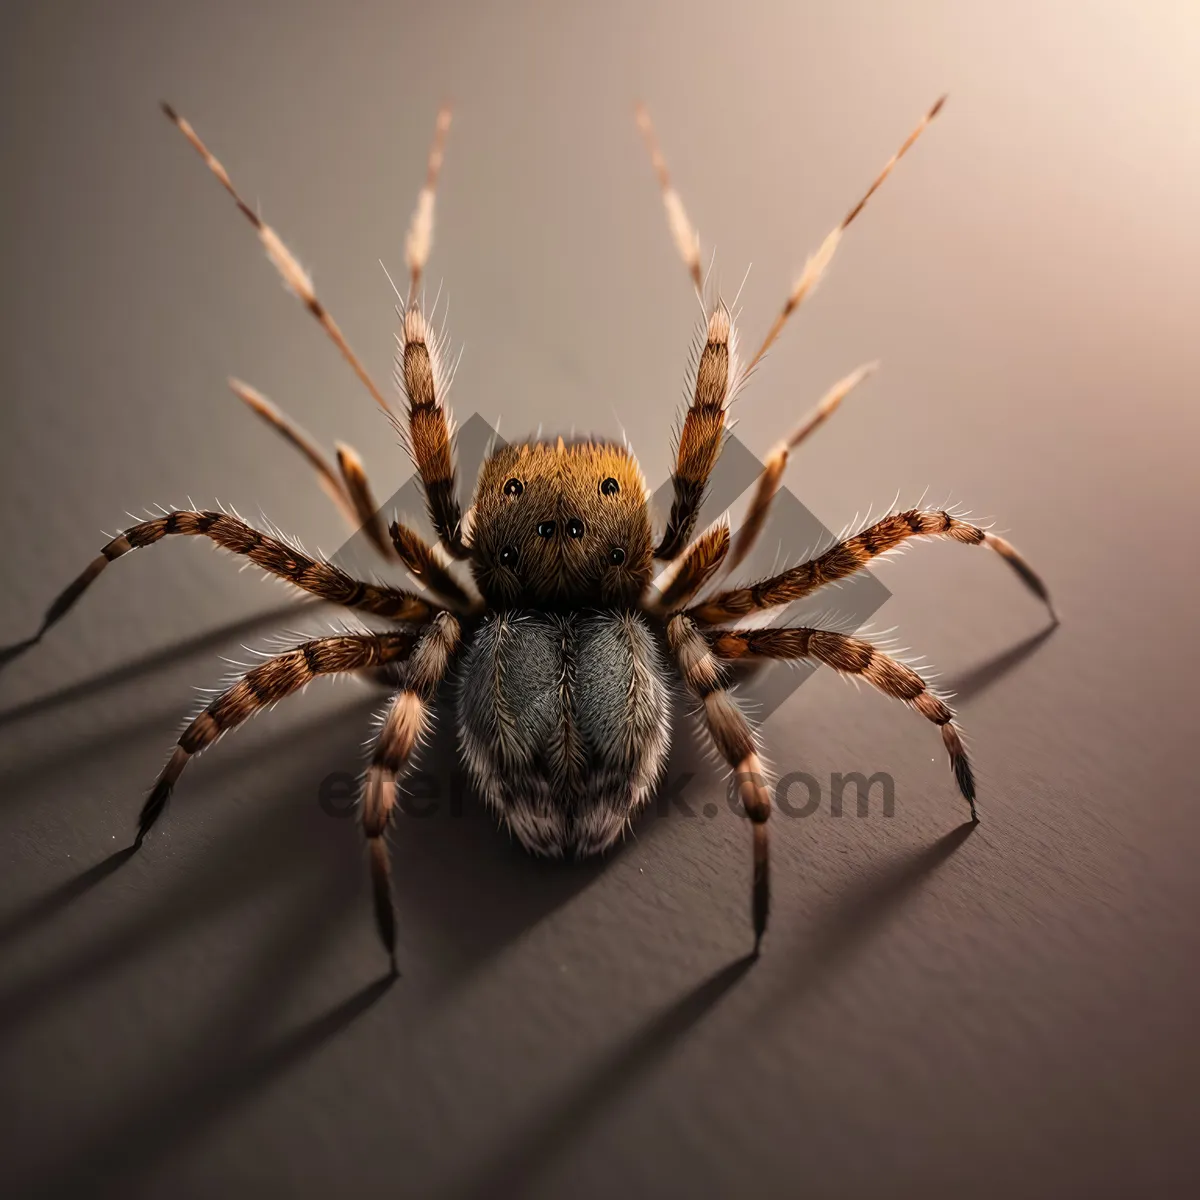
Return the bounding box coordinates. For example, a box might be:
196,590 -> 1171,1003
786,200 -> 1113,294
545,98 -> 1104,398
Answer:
456,609 -> 672,856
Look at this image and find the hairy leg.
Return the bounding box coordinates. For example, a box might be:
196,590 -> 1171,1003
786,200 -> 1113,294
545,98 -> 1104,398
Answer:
138,630 -> 420,844
388,522 -> 478,611
35,510 -> 437,641
666,614 -> 772,950
703,622 -> 977,818
690,508 -> 1054,626
656,303 -> 739,560
360,612 -> 461,970
649,518 -> 730,614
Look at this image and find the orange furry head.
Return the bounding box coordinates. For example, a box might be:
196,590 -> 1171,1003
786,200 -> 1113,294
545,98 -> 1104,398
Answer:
469,439 -> 654,609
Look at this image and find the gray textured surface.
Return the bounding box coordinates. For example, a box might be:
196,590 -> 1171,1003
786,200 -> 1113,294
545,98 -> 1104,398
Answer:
3,2 -> 1200,1197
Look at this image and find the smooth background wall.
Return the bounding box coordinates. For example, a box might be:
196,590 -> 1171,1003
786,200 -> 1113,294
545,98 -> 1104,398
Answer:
2,2 -> 1198,1197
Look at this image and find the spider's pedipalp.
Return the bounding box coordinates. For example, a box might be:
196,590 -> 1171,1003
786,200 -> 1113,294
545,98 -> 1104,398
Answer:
388,520 -> 480,612
744,95 -> 946,377
650,516 -> 731,614
162,103 -> 393,417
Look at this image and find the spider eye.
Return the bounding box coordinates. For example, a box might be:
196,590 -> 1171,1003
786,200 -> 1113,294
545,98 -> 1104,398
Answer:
600,477 -> 620,497
608,546 -> 626,566
499,545 -> 519,567
503,478 -> 524,498
566,518 -> 585,539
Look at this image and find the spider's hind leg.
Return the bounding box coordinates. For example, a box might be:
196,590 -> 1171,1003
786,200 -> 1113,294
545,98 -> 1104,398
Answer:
666,614 -> 773,952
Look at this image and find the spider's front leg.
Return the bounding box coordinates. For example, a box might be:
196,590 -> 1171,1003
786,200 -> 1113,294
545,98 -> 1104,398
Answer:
666,614 -> 773,952
360,612 -> 461,973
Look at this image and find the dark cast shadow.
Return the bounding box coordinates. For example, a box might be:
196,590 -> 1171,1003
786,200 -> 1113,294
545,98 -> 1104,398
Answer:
0,599 -> 320,724
941,622 -> 1058,706
765,820 -> 978,1012
446,953 -> 757,1200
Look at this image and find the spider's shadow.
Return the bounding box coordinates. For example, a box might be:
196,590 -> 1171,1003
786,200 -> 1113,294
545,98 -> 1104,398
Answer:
0,676 -> 611,1195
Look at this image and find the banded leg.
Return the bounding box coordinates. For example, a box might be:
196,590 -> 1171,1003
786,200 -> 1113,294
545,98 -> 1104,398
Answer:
706,624 -> 977,818
138,631 -> 419,845
395,302 -> 467,558
389,522 -> 477,611
650,518 -> 730,614
690,508 -> 1054,626
656,303 -> 739,560
393,107 -> 468,559
361,612 -> 461,970
35,510 -> 437,641
666,614 -> 772,951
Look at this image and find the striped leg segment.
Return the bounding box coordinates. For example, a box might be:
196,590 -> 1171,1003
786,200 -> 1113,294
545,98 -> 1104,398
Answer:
706,625 -> 977,819
388,522 -> 477,611
667,614 -> 773,950
35,510 -> 438,640
392,106 -> 469,560
360,612 -> 461,970
651,518 -> 730,614
395,303 -> 467,558
334,442 -> 391,558
656,303 -> 738,560
691,508 -> 1054,626
137,631 -> 420,846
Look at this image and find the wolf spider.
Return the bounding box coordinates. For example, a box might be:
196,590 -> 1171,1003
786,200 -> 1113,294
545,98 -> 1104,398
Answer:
26,96 -> 1053,972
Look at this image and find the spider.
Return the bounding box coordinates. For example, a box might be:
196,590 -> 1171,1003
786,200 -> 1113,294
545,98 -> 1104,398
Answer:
25,96 -> 1054,973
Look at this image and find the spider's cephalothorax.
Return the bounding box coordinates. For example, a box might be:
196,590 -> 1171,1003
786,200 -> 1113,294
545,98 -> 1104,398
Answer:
24,97 -> 1056,973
